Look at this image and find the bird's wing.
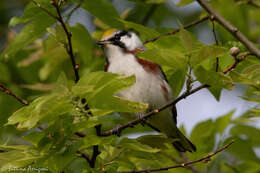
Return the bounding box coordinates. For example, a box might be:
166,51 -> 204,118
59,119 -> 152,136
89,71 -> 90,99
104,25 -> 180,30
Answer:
158,66 -> 178,124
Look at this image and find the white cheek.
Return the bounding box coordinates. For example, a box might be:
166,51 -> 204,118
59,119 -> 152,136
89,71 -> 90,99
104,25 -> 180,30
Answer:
119,36 -> 132,50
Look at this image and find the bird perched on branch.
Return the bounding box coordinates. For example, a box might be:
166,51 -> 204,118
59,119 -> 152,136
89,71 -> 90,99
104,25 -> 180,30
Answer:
97,29 -> 196,152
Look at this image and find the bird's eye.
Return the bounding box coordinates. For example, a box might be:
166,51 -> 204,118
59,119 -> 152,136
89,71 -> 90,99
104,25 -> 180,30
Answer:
114,34 -> 120,40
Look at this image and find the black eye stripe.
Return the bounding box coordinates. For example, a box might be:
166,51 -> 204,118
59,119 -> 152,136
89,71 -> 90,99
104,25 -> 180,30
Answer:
106,30 -> 130,50
107,30 -> 131,42
115,30 -> 131,39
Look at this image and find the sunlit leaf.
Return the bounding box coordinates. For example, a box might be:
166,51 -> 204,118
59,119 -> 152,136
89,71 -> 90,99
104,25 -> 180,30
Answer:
82,0 -> 122,28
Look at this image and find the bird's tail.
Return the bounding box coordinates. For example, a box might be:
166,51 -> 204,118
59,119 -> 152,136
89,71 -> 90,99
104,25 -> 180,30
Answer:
172,129 -> 196,152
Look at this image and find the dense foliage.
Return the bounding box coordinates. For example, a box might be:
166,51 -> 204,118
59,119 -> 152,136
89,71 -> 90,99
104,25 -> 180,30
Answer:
0,0 -> 260,172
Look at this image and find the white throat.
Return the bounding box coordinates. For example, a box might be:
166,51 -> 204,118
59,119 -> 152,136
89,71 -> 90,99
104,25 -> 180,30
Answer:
104,44 -> 129,64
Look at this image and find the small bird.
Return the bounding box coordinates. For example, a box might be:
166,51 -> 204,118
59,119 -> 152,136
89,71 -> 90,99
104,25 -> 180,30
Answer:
97,29 -> 196,152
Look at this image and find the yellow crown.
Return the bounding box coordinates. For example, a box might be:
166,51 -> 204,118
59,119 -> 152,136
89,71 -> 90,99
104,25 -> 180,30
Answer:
101,28 -> 118,40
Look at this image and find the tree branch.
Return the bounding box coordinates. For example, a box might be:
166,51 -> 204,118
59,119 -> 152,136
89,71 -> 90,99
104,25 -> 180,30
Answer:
196,0 -> 260,58
0,83 -> 29,105
89,125 -> 102,168
100,84 -> 209,137
51,0 -> 80,82
144,15 -> 210,44
166,152 -> 203,173
178,152 -> 203,173
118,140 -> 235,173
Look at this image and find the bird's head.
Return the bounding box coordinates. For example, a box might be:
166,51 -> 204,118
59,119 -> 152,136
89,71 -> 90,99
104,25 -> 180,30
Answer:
97,29 -> 145,56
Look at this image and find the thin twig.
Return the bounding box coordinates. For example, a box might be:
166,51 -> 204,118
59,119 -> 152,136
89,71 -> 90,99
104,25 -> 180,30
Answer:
196,0 -> 260,58
222,51 -> 252,74
141,4 -> 158,25
224,163 -> 241,173
118,140 -> 235,173
31,0 -> 58,20
211,17 -> 220,72
100,84 -> 209,136
77,151 -> 91,163
166,152 -> 203,173
66,0 -> 84,23
0,83 -> 29,105
247,0 -> 260,8
144,15 -> 210,44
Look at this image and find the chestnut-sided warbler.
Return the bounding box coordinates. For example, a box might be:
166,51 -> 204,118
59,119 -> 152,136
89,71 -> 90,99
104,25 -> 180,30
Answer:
97,29 -> 196,152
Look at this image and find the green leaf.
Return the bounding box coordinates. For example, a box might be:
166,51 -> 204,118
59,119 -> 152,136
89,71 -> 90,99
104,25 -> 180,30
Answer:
82,0 -> 122,28
229,71 -> 259,88
145,0 -> 167,3
195,66 -> 234,90
225,138 -> 260,162
208,87 -> 222,101
71,24 -> 94,65
7,94 -> 73,129
39,141 -> 81,172
230,125 -> 260,147
192,45 -> 227,66
8,0 -> 55,27
242,63 -> 260,84
47,25 -> 67,44
166,68 -> 187,98
195,66 -> 234,100
190,120 -> 216,153
1,6 -> 56,60
137,134 -> 175,149
0,62 -> 11,83
120,20 -> 160,40
178,0 -> 194,6
128,0 -> 166,3
23,131 -> 45,147
0,145 -> 42,171
236,161 -> 260,173
39,44 -> 68,81
80,135 -> 116,149
6,74 -> 73,129
179,28 -> 194,52
137,44 -> 186,69
119,138 -> 160,153
215,110 -> 234,134
72,72 -> 148,116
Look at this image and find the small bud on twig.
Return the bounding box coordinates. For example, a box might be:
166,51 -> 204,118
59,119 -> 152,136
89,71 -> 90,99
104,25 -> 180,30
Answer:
50,0 -> 56,5
229,47 -> 240,57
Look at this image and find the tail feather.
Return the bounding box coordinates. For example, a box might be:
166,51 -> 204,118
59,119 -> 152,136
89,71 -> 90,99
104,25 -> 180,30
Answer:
172,129 -> 196,152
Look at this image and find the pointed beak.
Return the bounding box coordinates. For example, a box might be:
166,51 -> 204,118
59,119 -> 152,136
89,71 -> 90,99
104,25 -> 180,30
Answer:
97,40 -> 113,46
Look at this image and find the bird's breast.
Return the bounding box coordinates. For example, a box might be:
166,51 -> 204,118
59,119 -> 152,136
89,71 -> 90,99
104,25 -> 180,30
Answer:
107,56 -> 171,108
